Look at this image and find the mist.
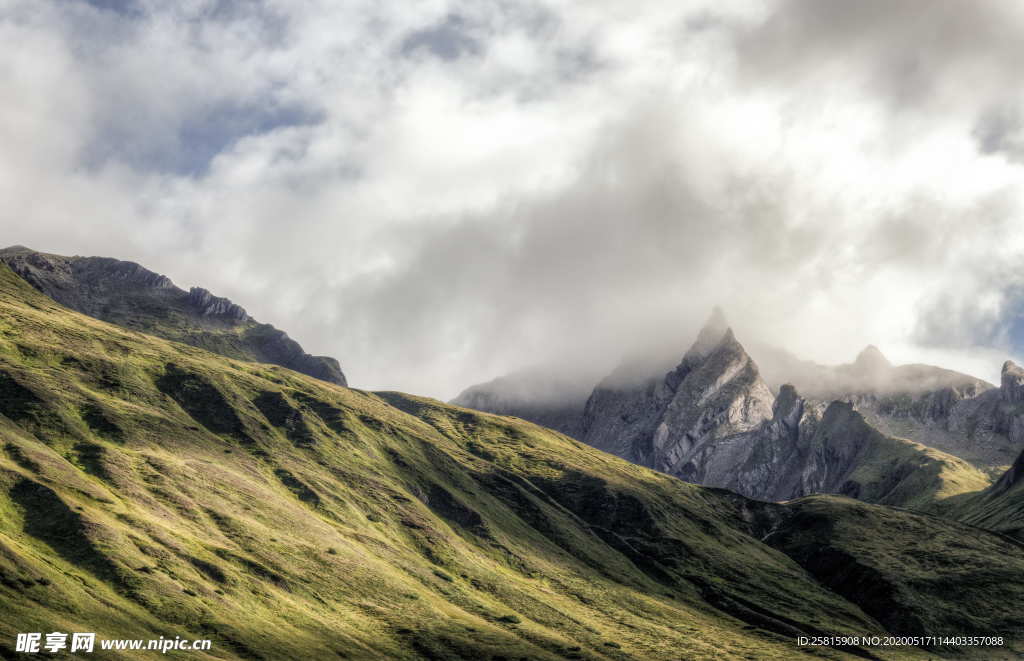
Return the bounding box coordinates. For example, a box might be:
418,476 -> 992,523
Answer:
3,0 -> 1024,398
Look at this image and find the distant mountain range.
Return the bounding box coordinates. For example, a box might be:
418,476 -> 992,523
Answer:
1,248 -> 1023,658
454,308 -> 1024,529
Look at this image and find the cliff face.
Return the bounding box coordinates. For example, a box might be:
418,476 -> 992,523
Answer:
0,246 -> 347,386
753,341 -> 1011,474
456,309 -> 996,508
942,361 -> 1024,540
580,320 -> 775,478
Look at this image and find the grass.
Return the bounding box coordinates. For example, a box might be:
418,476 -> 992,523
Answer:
0,263 -> 1019,660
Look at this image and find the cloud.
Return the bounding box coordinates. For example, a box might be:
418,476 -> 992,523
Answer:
401,14 -> 481,61
2,0 -> 1024,398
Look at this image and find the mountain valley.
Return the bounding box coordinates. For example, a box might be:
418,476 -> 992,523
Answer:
0,251 -> 1022,659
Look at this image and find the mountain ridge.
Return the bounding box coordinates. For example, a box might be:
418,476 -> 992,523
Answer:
1,258 -> 1023,657
455,310 -> 997,509
0,245 -> 347,387
1,259 -> 1011,659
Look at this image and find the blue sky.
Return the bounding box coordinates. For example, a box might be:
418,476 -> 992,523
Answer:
2,0 -> 1024,397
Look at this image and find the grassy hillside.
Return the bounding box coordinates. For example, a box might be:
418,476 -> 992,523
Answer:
941,449 -> 1024,541
752,495 -> 1024,638
0,263 -> 1020,660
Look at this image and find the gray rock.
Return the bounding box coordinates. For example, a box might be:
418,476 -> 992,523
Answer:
454,308 -> 1004,507
1001,360 -> 1024,403
576,310 -> 776,478
186,287 -> 249,321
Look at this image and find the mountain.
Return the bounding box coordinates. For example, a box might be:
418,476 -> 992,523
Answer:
458,310 -> 990,509
2,261 -> 1024,658
752,343 -> 1013,475
947,447 -> 1024,541
451,367 -> 593,438
580,320 -> 774,472
0,246 -> 346,386
937,362 -> 1024,540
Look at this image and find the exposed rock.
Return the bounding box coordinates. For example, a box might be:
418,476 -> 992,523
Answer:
456,308 -> 994,507
710,341 -> 1012,473
186,287 -> 248,321
1002,360 -> 1024,404
989,447 -> 1024,498
647,329 -> 776,474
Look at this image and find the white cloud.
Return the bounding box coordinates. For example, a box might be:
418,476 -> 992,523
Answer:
2,0 -> 1024,397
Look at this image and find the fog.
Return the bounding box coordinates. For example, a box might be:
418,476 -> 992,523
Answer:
2,0 -> 1024,398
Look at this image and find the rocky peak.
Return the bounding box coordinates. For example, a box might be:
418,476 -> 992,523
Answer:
853,345 -> 892,375
1002,360 -> 1024,403
187,287 -> 249,321
651,324 -> 775,472
772,383 -> 804,430
687,306 -> 730,360
666,308 -> 732,391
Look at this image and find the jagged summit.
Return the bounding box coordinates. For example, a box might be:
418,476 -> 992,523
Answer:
706,305 -> 728,332
453,304 -> 1013,503
581,316 -> 775,474
772,383 -> 802,422
686,306 -> 730,360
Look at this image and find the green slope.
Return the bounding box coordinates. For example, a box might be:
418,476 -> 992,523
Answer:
941,449 -> 1024,541
751,495 -> 1024,638
0,263 -> 1020,660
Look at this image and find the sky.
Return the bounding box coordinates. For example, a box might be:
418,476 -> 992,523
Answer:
2,0 -> 1024,399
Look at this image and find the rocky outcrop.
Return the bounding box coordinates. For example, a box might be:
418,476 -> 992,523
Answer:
186,287 -> 248,321
577,311 -> 775,472
645,329 -> 776,473
750,344 -> 1012,474
990,447 -> 1024,498
572,311 -> 980,507
0,246 -> 347,387
669,384 -> 807,500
